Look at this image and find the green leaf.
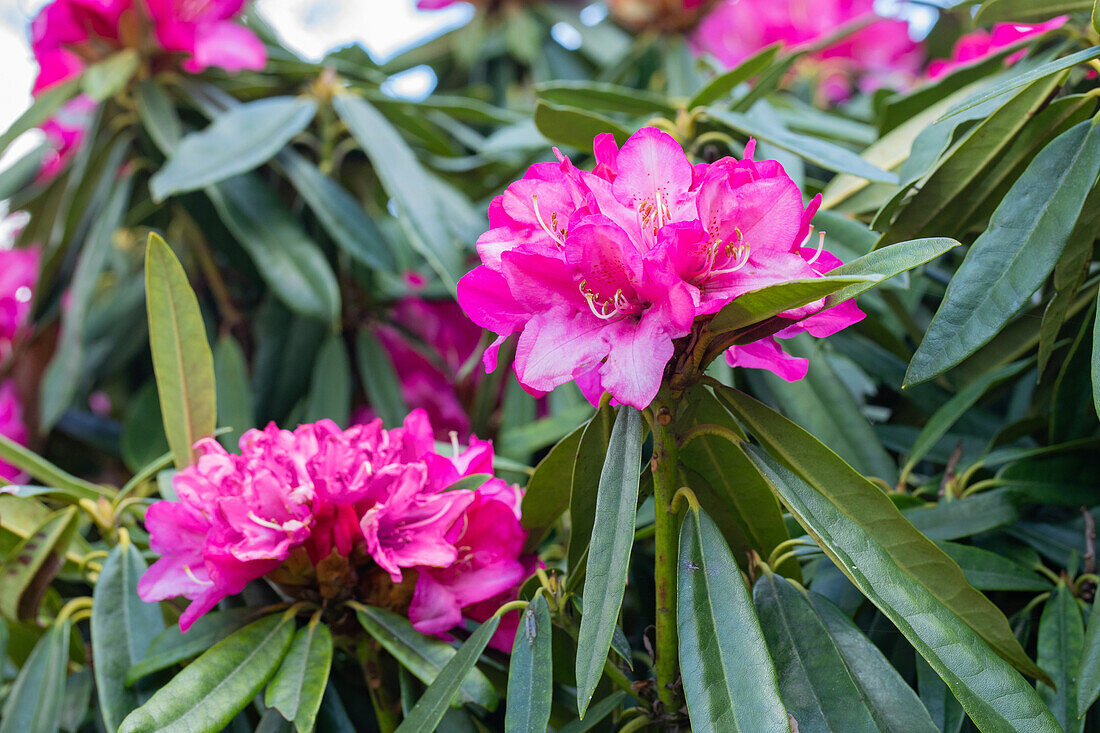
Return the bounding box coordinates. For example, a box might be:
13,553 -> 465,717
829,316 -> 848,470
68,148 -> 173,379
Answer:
941,46 -> 1100,121
567,403 -> 613,579
1094,287 -> 1100,421
678,507 -> 787,732
0,620 -> 69,733
0,435 -> 108,501
1041,186 -> 1100,374
119,613 -> 296,733
92,537 -> 166,732
808,593 -> 940,733
134,80 -> 182,153
976,0 -> 1092,23
916,654 -> 965,733
1037,583 -> 1085,732
150,96 -> 317,200
265,621 -> 333,733
206,173 -> 341,323
752,572 -> 879,732
555,692 -> 627,733
0,495 -> 91,564
536,81 -> 675,116
936,541 -> 1051,591
900,359 -> 1032,482
575,406 -> 643,717
302,333 -> 351,426
505,596 -> 553,733
689,43 -> 782,108
1077,595 -> 1100,717
716,388 -> 1060,715
1095,0 -> 1100,34
125,607 -> 260,686
332,93 -> 463,288
533,101 -> 631,150
276,148 -> 396,273
907,118 -> 1100,385
145,233 -> 217,469
354,328 -> 409,428
521,426 -> 584,552
827,238 -> 960,303
708,276 -> 880,335
354,605 -> 498,710
213,335 -> 254,450
0,144 -> 47,200
0,507 -> 80,621
82,49 -> 139,101
0,76 -> 81,158
396,616 -> 500,732
705,109 -> 898,183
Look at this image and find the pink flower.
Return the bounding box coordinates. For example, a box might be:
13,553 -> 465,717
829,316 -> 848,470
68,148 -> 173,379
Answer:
457,128 -> 863,408
38,95 -> 96,182
139,410 -> 533,637
692,0 -> 922,103
29,0 -> 266,94
417,0 -> 461,8
928,17 -> 1067,80
0,247 -> 40,365
0,380 -> 29,482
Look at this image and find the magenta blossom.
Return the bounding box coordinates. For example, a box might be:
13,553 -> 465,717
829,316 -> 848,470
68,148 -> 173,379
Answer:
0,380 -> 29,482
30,0 -> 266,95
0,247 -> 40,365
457,128 -> 863,408
692,0 -> 921,103
928,17 -> 1067,80
38,95 -> 96,182
138,410 -> 533,644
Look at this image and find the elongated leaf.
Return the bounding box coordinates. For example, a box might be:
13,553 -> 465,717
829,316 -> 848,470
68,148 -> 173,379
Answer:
266,621 -> 333,733
716,389 -> 1060,709
0,507 -> 79,621
690,43 -> 782,108
135,80 -> 182,153
397,616 -> 500,732
145,234 -> 217,469
92,537 -> 165,732
207,173 -> 340,322
1078,596 -> 1100,717
0,76 -> 80,157
213,335 -> 254,450
150,97 -> 317,200
567,403 -> 613,578
1094,287 -> 1100,421
917,655 -> 966,733
907,118 -> 1100,385
536,81 -> 674,116
521,426 -> 583,552
678,507 -> 787,732
809,593 -> 939,733
575,406 -> 643,716
753,572 -> 878,732
276,148 -> 396,272
937,541 -> 1051,591
0,435 -> 108,501
82,49 -> 138,101
941,46 -> 1100,120
354,606 -> 497,710
333,93 -> 462,287
302,333 -> 351,426
555,692 -> 627,733
125,607 -> 260,685
0,620 -> 69,733
705,109 -> 897,183
354,328 -> 409,428
1037,583 -> 1085,732
709,276 -> 879,335
119,613 -> 296,733
505,596 -> 553,733
533,101 -> 631,150
827,238 -> 960,303
976,0 -> 1092,24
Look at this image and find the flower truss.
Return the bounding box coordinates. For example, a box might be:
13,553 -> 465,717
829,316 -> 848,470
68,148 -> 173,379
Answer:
457,127 -> 864,409
138,410 -> 532,650
928,17 -> 1067,80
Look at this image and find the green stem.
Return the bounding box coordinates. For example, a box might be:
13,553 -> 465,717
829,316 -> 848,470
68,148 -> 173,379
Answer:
358,639 -> 402,733
650,399 -> 684,715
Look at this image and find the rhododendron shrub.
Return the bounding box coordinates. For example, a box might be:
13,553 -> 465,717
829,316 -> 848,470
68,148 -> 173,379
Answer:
139,410 -> 532,649
458,127 -> 863,408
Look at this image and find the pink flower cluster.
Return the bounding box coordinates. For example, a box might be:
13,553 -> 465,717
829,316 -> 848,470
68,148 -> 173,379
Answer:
39,95 -> 97,183
928,17 -> 1066,80
0,247 -> 40,482
692,0 -> 921,103
457,127 -> 863,409
138,411 -> 532,650
31,0 -> 266,95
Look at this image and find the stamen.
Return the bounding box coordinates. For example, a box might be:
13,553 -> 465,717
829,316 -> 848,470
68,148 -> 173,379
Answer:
531,195 -> 566,247
248,511 -> 289,532
184,565 -> 214,586
804,229 -> 827,265
578,280 -> 622,320
449,431 -> 461,459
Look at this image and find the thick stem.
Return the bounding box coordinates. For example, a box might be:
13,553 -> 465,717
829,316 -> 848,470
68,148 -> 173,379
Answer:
650,399 -> 684,715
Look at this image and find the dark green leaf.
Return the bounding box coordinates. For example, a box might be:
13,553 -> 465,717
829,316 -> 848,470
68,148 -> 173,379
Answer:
119,613 -> 296,733
521,426 -> 583,552
213,335 -> 254,450
505,596 -> 553,733
125,607 -> 260,685
575,406 -> 643,716
302,333 -> 351,426
917,656 -> 965,733
135,80 -> 182,153
1037,583 -> 1085,732
533,101 -> 631,150
0,435 -> 108,502
354,328 -> 409,429
689,43 -> 782,108
265,621 -> 333,733
678,507 -> 787,732
976,0 -> 1092,24
354,605 -> 498,710
0,507 -> 80,621
567,403 -> 613,579
936,541 -> 1051,591
145,233 -> 217,469
92,537 -> 165,732
708,276 -> 880,335
554,692 -> 627,733
0,620 -> 70,733
907,118 -> 1100,385
150,97 -> 317,200
536,81 -> 674,116
1077,595 -> 1100,717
